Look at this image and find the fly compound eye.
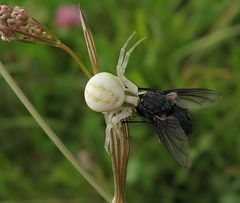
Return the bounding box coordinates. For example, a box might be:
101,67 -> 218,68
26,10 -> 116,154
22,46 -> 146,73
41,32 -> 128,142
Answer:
84,72 -> 125,112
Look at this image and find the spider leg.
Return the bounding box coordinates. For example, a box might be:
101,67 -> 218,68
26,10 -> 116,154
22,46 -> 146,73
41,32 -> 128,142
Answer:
120,37 -> 146,77
117,37 -> 146,95
116,32 -> 137,75
123,120 -> 149,124
111,107 -> 133,139
104,126 -> 112,154
104,112 -> 114,154
104,108 -> 132,153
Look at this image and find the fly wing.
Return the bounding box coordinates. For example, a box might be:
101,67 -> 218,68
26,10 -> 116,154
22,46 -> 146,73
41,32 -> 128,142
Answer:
153,115 -> 191,167
164,88 -> 222,109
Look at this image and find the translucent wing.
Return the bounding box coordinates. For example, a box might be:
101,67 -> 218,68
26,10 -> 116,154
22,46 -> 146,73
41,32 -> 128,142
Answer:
164,88 -> 222,109
153,115 -> 191,167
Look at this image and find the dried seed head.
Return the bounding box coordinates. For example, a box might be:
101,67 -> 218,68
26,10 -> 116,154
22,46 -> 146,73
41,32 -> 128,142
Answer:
0,5 -> 29,41
10,6 -> 29,26
0,5 -> 13,25
0,5 -> 59,45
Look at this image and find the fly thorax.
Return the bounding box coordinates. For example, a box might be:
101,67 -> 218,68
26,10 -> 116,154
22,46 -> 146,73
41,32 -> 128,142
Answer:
137,90 -> 172,118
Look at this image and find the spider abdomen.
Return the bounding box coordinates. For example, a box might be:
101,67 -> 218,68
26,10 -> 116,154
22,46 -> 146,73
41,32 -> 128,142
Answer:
84,72 -> 125,112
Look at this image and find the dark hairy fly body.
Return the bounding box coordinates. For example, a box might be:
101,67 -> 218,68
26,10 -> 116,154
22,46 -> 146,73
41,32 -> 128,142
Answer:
137,90 -> 194,135
135,88 -> 221,167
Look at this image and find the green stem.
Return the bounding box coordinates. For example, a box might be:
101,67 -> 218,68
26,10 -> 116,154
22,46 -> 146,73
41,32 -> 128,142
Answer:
58,42 -> 92,78
0,61 -> 112,203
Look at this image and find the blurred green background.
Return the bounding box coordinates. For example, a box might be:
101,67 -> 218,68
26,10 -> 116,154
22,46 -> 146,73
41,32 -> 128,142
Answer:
0,0 -> 239,202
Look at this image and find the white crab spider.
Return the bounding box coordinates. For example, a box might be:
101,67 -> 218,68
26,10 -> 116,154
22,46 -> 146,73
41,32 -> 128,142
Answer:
84,32 -> 146,153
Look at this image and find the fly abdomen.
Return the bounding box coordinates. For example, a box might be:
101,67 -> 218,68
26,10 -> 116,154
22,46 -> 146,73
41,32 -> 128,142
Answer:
171,105 -> 194,135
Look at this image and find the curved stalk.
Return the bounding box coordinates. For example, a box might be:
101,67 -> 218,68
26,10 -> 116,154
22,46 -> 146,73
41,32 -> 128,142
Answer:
0,61 -> 111,202
57,42 -> 92,78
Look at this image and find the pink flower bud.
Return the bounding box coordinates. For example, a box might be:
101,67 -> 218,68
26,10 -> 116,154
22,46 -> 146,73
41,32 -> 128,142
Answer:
55,5 -> 81,28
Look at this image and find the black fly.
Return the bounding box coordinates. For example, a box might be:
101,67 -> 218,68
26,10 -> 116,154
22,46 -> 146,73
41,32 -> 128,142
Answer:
136,88 -> 221,167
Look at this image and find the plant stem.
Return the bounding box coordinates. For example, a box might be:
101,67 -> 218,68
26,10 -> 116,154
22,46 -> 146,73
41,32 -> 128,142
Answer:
79,7 -> 131,202
58,42 -> 92,78
110,122 -> 130,203
0,61 -> 112,203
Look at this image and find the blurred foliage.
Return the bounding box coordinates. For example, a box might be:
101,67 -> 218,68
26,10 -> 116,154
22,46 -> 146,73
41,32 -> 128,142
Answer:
0,0 -> 240,202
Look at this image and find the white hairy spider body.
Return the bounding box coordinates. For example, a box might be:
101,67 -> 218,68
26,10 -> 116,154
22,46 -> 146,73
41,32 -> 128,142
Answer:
84,72 -> 125,112
84,72 -> 138,112
84,32 -> 145,153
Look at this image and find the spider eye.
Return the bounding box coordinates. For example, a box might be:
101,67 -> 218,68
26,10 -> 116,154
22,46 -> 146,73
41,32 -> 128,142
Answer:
84,72 -> 125,112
